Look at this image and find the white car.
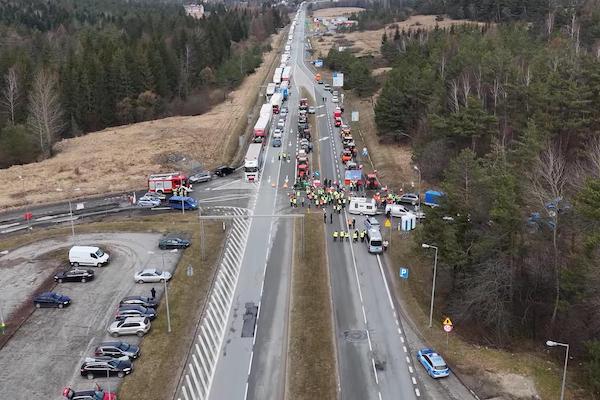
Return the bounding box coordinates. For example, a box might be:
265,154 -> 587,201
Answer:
273,128 -> 282,139
137,198 -> 161,208
108,317 -> 151,337
331,96 -> 339,103
134,268 -> 172,283
277,118 -> 285,128
142,191 -> 165,200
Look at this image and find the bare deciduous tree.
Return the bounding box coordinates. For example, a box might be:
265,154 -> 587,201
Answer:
452,257 -> 513,344
28,68 -> 64,156
1,66 -> 19,125
449,79 -> 460,113
527,142 -> 568,326
460,71 -> 471,106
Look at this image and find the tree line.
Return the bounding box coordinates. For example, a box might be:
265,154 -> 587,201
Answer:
374,15 -> 600,393
324,48 -> 378,97
0,0 -> 288,168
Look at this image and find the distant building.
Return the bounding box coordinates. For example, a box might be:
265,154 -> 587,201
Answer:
184,4 -> 204,19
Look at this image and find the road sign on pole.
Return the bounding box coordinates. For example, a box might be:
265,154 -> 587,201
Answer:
442,317 -> 453,326
351,111 -> 359,122
384,219 -> 392,228
332,72 -> 344,87
399,267 -> 409,280
443,324 -> 453,332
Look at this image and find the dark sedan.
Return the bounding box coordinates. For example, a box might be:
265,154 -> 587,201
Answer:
80,357 -> 132,379
119,295 -> 158,309
159,237 -> 190,250
33,292 -> 71,308
94,341 -> 140,359
214,166 -> 235,177
116,305 -> 157,320
54,268 -> 95,283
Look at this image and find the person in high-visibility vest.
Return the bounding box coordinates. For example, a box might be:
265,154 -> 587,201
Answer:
333,231 -> 338,242
352,230 -> 358,242
345,231 -> 350,241
360,230 -> 366,242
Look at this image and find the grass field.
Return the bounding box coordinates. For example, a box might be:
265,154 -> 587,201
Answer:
0,30 -> 285,211
286,213 -> 337,400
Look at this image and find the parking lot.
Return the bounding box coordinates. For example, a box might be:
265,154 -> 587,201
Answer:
0,232 -> 180,398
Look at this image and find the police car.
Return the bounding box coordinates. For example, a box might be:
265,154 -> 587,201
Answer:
416,348 -> 450,378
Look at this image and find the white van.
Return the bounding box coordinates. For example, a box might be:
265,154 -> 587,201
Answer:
385,204 -> 410,218
366,229 -> 383,254
69,246 -> 110,267
348,197 -> 377,216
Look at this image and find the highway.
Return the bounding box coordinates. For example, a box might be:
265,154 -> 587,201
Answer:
291,7 -> 421,400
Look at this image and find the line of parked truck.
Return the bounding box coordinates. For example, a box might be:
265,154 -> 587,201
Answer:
243,13 -> 301,183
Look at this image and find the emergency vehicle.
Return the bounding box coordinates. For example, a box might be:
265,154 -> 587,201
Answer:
148,172 -> 189,194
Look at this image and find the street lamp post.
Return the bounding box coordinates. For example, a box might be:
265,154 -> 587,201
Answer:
546,340 -> 569,400
413,165 -> 421,211
162,251 -> 172,333
56,187 -> 79,244
422,243 -> 438,328
148,250 -> 172,333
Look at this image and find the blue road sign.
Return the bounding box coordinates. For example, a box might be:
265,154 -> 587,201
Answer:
399,267 -> 409,280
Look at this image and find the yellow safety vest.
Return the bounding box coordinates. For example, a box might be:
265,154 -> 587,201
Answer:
333,231 -> 338,238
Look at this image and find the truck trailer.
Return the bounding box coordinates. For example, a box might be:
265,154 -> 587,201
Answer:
273,67 -> 283,84
266,83 -> 277,98
271,92 -> 283,114
253,114 -> 271,141
244,143 -> 264,182
282,66 -> 292,82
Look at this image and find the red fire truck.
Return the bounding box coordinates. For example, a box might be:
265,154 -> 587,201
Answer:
148,172 -> 189,194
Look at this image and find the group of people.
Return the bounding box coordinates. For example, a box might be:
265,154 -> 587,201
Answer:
332,229 -> 367,242
288,179 -> 349,211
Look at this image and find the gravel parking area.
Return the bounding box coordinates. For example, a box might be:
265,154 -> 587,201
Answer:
0,232 -> 180,397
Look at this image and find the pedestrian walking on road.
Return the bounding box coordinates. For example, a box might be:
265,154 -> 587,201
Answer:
353,230 -> 358,242
302,197 -> 305,207
352,218 -> 356,230
150,287 -> 156,299
360,230 -> 366,242
383,240 -> 389,252
333,231 -> 338,242
345,231 -> 350,242
323,211 -> 327,224
330,213 -> 333,224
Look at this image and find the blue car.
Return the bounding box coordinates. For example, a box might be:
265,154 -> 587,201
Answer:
33,292 -> 71,308
417,348 -> 450,378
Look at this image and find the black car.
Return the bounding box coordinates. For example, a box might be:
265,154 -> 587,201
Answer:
80,357 -> 132,379
214,166 -> 235,177
94,341 -> 140,359
54,268 -> 95,283
33,292 -> 71,308
159,237 -> 191,250
116,305 -> 157,321
119,295 -> 158,309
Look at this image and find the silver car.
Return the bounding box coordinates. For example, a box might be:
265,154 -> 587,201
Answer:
189,171 -> 212,184
134,268 -> 172,283
108,317 -> 151,337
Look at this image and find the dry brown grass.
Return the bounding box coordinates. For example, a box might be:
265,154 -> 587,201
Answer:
311,15 -> 486,57
287,213 -> 336,400
312,7 -> 366,18
0,31 -> 285,211
344,94 -> 416,192
118,219 -> 224,400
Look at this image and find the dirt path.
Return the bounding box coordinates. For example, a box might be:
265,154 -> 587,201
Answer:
0,31 -> 284,211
